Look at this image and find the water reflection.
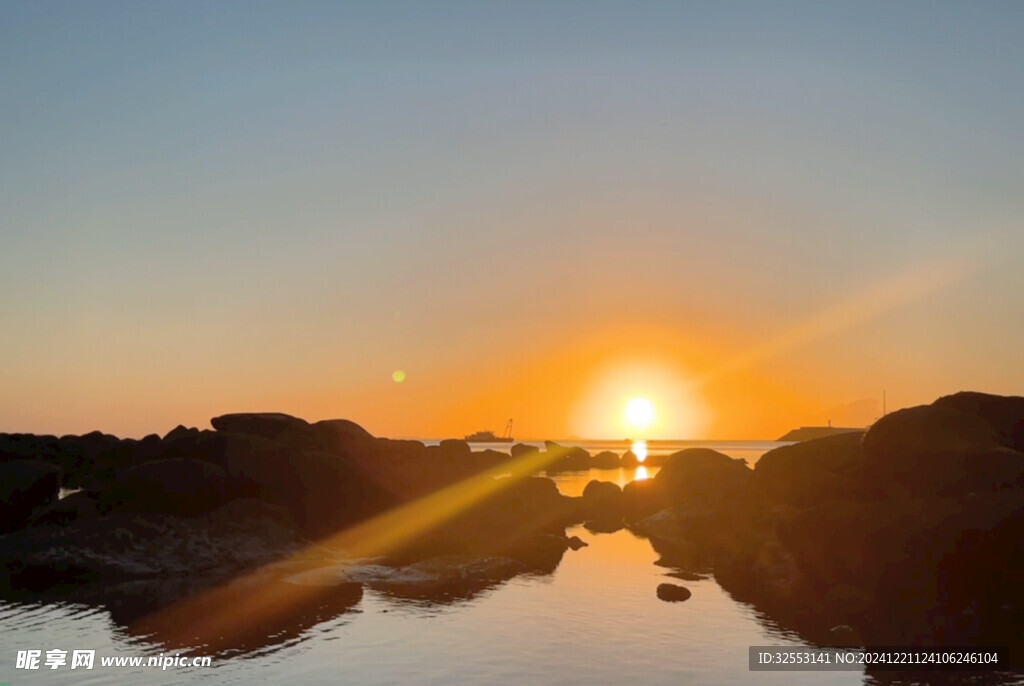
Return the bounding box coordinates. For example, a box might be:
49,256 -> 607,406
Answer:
631,439 -> 648,463
635,465 -> 650,481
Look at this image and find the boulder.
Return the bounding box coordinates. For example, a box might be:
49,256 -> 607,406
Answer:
655,448 -> 753,504
754,432 -> 866,507
863,405 -> 1022,495
581,479 -> 623,522
621,449 -> 639,468
438,439 -> 473,462
116,458 -> 230,516
210,413 -> 321,450
933,391 -> 1024,452
312,418 -> 376,454
543,442 -> 591,473
225,442 -> 397,536
511,443 -> 536,459
656,583 -> 692,602
29,491 -> 104,526
863,404 -> 1000,464
622,478 -> 669,521
591,450 -> 621,469
0,460 -> 62,531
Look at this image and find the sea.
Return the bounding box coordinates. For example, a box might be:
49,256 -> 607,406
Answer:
3,440 -> 1022,685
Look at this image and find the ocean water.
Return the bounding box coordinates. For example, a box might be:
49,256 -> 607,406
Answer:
3,442 -> 1021,685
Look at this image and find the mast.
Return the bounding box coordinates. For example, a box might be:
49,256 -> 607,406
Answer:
503,418 -> 513,439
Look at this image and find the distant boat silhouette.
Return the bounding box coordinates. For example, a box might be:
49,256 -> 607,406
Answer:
465,419 -> 514,443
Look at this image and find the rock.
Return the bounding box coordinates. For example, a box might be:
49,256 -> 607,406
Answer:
439,439 -> 472,461
567,535 -> 588,550
210,413 -> 321,450
511,443 -> 536,458
581,480 -> 623,523
621,449 -> 639,468
863,405 -> 1023,496
312,418 -> 376,454
656,583 -> 692,602
543,442 -> 591,473
0,498 -> 305,595
116,458 -> 230,516
591,450 -> 620,469
933,391 -> 1024,452
655,448 -> 753,504
507,533 -> 570,571
863,404 -> 1000,465
622,478 -> 668,521
225,442 -> 397,536
0,460 -> 62,532
163,425 -> 200,442
755,432 -> 866,507
29,491 -> 104,526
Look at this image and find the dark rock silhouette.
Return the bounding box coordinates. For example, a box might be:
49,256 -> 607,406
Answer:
29,491 -> 104,527
116,458 -> 230,516
581,479 -> 623,528
754,431 -> 865,507
655,448 -> 752,503
510,442 -> 535,458
863,404 -> 1024,496
620,449 -> 639,468
0,460 -> 61,532
591,450 -> 621,469
933,391 -> 1024,451
656,583 -> 692,602
621,391 -> 1024,661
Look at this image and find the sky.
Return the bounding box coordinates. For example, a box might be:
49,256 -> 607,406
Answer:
2,1 -> 1022,440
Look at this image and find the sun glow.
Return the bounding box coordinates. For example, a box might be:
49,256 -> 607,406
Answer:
625,398 -> 655,431
571,358 -> 709,439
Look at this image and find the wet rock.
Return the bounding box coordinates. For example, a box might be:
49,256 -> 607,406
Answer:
0,498 -> 304,596
656,583 -> 691,602
507,533 -> 570,571
29,491 -> 105,526
567,535 -> 588,550
0,460 -> 62,532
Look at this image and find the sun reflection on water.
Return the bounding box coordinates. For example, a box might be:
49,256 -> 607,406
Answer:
634,465 -> 649,481
631,439 -> 647,463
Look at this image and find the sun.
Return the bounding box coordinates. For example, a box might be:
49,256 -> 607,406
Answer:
625,397 -> 655,431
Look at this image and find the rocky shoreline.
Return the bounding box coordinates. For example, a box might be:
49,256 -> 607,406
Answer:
2,391 -> 1024,664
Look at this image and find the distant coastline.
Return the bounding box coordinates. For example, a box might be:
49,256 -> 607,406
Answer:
775,426 -> 864,442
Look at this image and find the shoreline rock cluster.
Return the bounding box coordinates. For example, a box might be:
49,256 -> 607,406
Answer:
593,391 -> 1024,662
2,391 -> 1024,663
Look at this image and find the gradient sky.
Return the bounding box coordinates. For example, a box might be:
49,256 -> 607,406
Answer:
2,1 -> 1022,440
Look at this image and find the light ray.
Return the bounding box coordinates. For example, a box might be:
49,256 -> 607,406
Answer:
131,445 -> 574,651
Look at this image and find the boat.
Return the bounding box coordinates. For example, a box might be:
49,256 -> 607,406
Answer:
465,419 -> 514,443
